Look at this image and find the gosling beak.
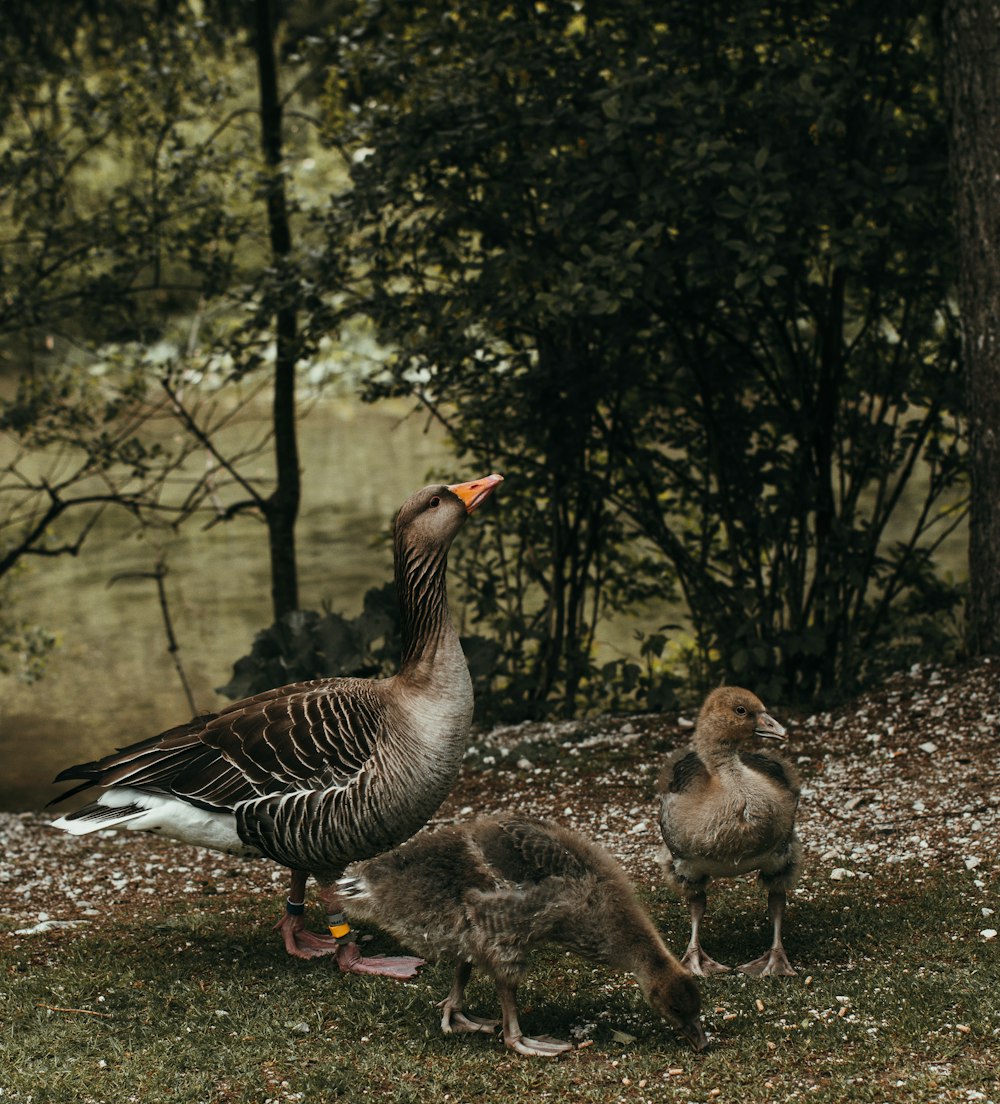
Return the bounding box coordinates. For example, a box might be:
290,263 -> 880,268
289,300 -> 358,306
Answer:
754,711 -> 787,741
447,473 -> 504,514
680,1019 -> 710,1052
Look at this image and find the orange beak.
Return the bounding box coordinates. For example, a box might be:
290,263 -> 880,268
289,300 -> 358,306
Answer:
447,473 -> 504,514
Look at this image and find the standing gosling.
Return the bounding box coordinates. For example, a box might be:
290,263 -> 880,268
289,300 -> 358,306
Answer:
338,816 -> 708,1056
657,686 -> 801,976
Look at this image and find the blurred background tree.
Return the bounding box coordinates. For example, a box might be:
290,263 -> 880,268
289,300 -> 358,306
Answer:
943,0 -> 1000,659
324,0 -> 964,713
0,0 -> 978,729
0,0 -> 354,683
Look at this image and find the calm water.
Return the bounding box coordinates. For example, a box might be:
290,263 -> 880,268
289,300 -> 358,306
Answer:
0,397 -> 459,810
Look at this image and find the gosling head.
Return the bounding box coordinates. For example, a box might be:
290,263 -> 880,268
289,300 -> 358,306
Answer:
640,968 -> 709,1052
695,685 -> 786,754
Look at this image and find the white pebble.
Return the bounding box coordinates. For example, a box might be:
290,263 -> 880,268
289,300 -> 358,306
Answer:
918,741 -> 938,754
13,919 -> 89,935
830,868 -> 855,881
980,930 -> 997,941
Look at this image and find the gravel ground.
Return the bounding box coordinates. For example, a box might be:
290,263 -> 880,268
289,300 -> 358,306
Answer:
2,658 -> 997,942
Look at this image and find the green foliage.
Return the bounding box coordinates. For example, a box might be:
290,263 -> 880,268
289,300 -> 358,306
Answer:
326,0 -> 965,709
0,0 -> 971,717
217,583 -> 403,697
0,5 -> 252,347
0,2 -> 263,584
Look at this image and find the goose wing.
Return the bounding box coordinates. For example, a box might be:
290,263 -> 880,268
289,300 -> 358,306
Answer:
50,677 -> 388,813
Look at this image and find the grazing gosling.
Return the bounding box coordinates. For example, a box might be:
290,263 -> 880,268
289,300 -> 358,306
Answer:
338,816 -> 708,1056
657,686 -> 801,977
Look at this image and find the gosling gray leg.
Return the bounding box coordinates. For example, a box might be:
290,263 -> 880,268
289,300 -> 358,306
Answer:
496,979 -> 573,1057
739,888 -> 796,976
681,890 -> 731,976
438,962 -> 500,1035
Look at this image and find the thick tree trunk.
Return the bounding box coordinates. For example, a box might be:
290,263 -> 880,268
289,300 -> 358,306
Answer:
254,0 -> 301,620
942,0 -> 1000,655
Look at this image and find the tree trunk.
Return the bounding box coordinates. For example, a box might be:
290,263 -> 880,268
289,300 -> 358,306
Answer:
254,0 -> 301,620
942,0 -> 1000,655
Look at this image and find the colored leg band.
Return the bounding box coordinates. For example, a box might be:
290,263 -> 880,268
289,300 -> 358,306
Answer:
286,898 -> 306,917
326,913 -> 354,942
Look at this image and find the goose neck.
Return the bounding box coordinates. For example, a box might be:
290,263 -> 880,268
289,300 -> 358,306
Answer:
396,542 -> 454,669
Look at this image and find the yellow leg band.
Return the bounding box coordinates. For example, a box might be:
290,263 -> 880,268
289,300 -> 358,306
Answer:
329,922 -> 351,940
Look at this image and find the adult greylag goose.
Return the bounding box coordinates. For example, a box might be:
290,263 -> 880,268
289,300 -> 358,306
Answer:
656,686 -> 801,977
49,474 -> 503,979
337,816 -> 708,1056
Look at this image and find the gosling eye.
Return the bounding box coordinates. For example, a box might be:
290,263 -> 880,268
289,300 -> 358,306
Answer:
429,495 -> 441,508
735,705 -> 747,717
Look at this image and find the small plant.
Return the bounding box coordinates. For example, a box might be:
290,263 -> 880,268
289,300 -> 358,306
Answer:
218,583 -> 402,698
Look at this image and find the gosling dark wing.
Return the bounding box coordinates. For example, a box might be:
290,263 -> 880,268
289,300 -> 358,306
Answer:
739,750 -> 801,801
656,750 -> 710,859
490,818 -> 588,880
657,750 -> 708,795
463,877 -> 566,936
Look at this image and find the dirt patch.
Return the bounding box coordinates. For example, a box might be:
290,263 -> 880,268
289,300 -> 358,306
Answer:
2,658 -> 997,940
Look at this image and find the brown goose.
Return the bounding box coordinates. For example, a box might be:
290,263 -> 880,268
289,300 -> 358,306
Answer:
49,474 -> 503,978
656,686 -> 801,977
337,816 -> 708,1056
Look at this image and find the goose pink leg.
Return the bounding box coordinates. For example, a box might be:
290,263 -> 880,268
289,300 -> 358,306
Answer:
275,872 -> 425,978
274,871 -> 342,959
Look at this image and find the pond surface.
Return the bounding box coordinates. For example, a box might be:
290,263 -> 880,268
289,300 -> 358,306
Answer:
0,397 -> 462,810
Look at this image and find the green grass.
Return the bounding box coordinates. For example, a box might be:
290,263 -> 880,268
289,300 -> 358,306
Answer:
2,868 -> 997,1104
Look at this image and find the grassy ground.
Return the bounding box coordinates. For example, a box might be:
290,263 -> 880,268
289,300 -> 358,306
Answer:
2,866 -> 996,1104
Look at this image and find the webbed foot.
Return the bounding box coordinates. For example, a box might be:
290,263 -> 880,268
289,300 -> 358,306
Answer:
274,914 -> 341,959
440,1008 -> 500,1035
506,1033 -> 574,1057
681,947 -> 731,976
336,941 -> 426,980
738,948 -> 796,976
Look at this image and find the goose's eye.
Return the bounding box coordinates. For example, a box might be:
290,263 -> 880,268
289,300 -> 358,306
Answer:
429,496 -> 441,508
735,705 -> 747,717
